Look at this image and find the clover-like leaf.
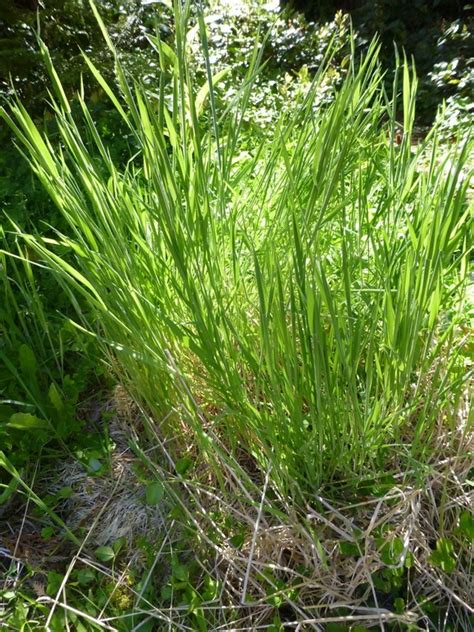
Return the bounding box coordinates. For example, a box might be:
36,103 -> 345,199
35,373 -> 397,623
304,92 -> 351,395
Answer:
95,546 -> 115,562
428,538 -> 456,573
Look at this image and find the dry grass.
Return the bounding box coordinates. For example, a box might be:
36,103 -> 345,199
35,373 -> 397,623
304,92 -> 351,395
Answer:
192,459 -> 473,629
1,383 -> 471,630
98,390 -> 469,631
48,390 -> 169,559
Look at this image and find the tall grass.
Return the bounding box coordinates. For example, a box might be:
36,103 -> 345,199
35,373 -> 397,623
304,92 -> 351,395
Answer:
2,1 -> 471,492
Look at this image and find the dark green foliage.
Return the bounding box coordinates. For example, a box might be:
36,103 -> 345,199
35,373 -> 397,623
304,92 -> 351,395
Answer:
0,0 -> 174,111
281,0 -> 474,125
354,2 -> 473,123
1,0 -> 110,109
0,103 -> 137,229
282,0 -> 466,21
0,130 -> 53,228
0,0 -> 172,230
0,247 -> 97,469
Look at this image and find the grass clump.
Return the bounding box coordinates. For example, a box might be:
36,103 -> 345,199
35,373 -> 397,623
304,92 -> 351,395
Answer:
1,1 -> 471,497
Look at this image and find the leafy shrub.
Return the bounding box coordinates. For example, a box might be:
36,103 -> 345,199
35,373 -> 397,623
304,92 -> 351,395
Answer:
191,2 -> 351,131
0,0 -> 174,109
282,1 -> 474,127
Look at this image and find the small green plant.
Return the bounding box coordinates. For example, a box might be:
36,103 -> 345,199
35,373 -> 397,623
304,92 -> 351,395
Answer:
428,537 -> 457,573
0,237 -> 104,515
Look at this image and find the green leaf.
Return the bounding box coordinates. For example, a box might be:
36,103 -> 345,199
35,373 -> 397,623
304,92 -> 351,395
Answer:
394,597 -> 405,613
0,475 -> 19,505
48,383 -> 64,413
41,526 -> 55,539
7,412 -> 49,430
46,571 -> 63,597
19,344 -> 37,377
458,511 -> 474,541
195,67 -> 231,116
76,569 -> 96,586
230,533 -> 245,549
113,537 -> 126,554
404,551 -> 414,568
145,481 -> 165,505
175,457 -> 192,476
428,538 -> 456,573
173,564 -> 189,581
339,541 -> 360,557
56,486 -> 73,499
161,583 -> 173,600
95,546 -> 115,562
379,536 -> 404,565
88,0 -> 115,53
202,577 -> 219,601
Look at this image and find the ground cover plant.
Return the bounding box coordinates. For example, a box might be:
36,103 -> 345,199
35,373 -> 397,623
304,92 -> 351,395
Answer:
0,0 -> 472,629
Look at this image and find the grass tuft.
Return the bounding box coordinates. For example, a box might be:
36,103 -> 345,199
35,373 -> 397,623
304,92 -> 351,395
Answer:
1,1 -> 471,497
